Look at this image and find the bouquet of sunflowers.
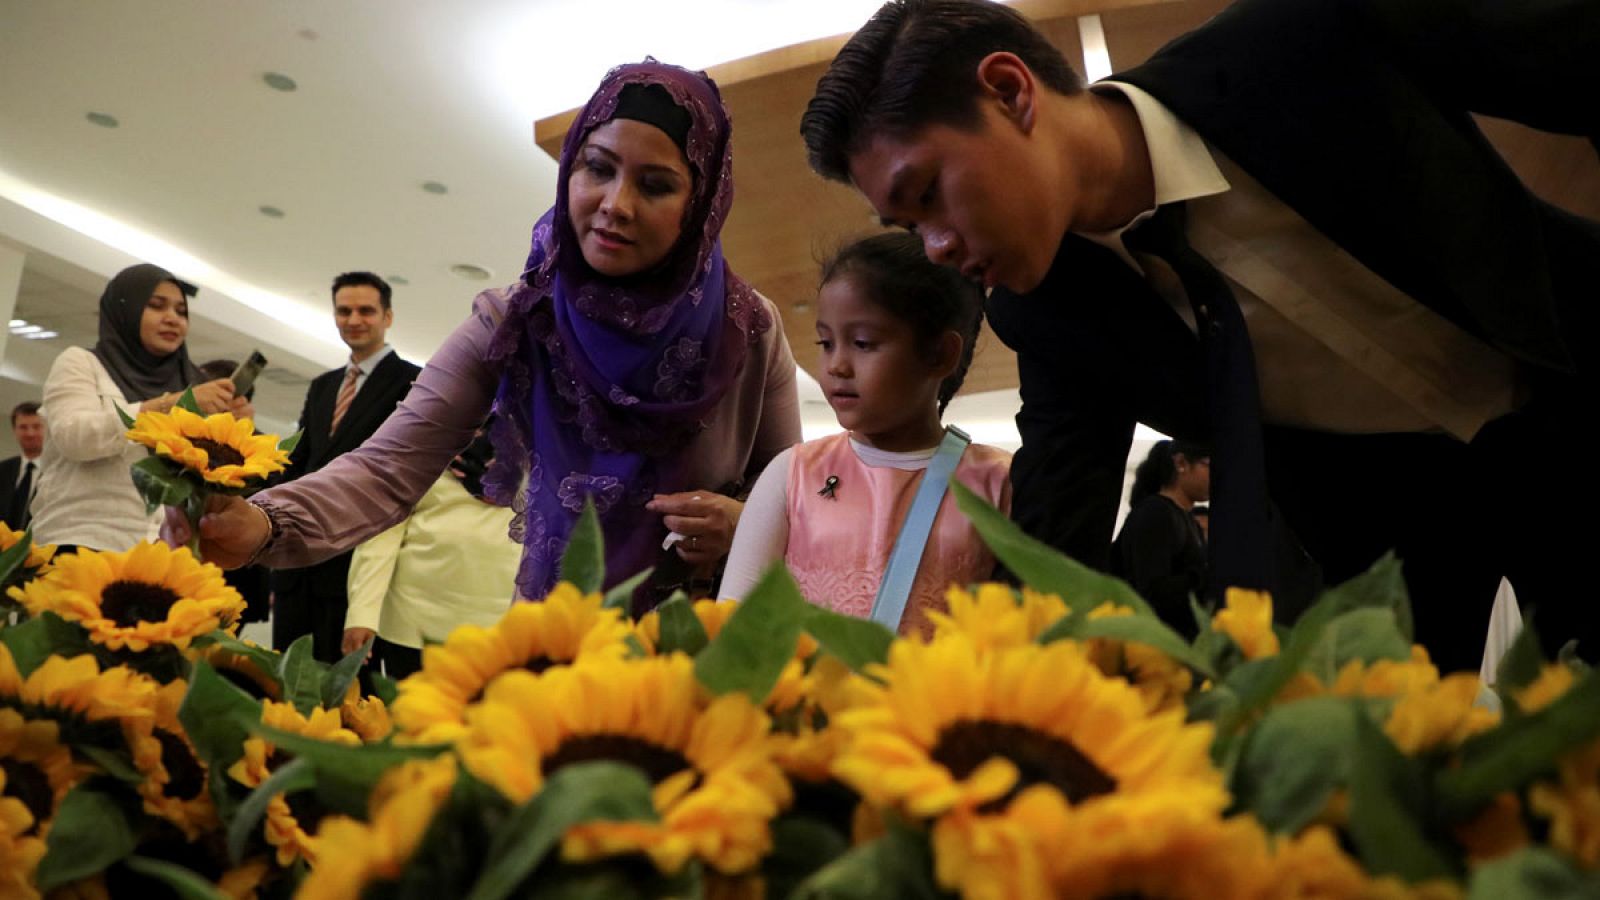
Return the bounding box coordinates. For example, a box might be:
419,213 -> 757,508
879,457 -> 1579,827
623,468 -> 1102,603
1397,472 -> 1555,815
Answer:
120,389 -> 297,559
3,465 -> 1598,896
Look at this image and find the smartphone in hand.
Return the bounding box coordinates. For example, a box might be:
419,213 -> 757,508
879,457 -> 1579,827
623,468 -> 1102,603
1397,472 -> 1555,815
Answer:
230,350 -> 269,397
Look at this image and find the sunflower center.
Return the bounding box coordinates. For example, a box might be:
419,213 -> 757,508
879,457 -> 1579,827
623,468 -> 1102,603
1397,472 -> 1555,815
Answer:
1,758 -> 54,834
100,580 -> 182,626
156,729 -> 205,800
268,750 -> 329,835
190,438 -> 246,469
931,720 -> 1116,811
543,734 -> 694,786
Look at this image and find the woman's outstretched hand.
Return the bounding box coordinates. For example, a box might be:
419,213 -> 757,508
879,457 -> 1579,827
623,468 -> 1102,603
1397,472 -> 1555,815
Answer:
646,491 -> 743,565
162,494 -> 270,569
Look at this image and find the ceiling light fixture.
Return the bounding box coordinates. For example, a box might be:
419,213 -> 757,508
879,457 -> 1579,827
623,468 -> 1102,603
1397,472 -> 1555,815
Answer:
10,324 -> 42,335
262,72 -> 298,92
421,181 -> 449,195
258,205 -> 285,218
21,330 -> 58,340
388,275 -> 410,286
8,319 -> 24,328
85,112 -> 119,128
449,263 -> 492,281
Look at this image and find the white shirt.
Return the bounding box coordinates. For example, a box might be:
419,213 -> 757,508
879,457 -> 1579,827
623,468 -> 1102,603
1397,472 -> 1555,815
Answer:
1083,81 -> 1520,441
346,344 -> 394,396
344,472 -> 521,648
30,347 -> 162,550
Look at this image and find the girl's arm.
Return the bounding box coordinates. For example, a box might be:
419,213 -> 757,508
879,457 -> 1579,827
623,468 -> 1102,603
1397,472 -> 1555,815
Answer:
718,446 -> 795,601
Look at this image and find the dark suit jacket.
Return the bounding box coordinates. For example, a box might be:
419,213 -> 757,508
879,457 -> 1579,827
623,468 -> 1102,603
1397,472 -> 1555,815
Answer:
988,0 -> 1600,602
272,350 -> 422,597
0,456 -> 33,529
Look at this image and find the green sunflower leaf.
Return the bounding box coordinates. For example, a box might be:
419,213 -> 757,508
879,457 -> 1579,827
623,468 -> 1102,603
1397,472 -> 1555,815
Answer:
243,719 -> 449,818
179,660 -> 263,773
763,814 -> 854,900
124,856 -> 230,900
1231,695 -> 1359,833
0,528 -> 33,585
116,403 -> 137,428
1346,711 -> 1457,882
370,671 -> 400,706
694,564 -> 808,702
653,593 -> 709,655
276,634 -> 326,716
276,428 -> 303,456
190,631 -> 285,691
322,635 -> 373,709
804,606 -> 895,672
227,756 -> 314,864
1468,846 -> 1600,900
467,761 -> 658,900
130,455 -> 195,516
953,481 -> 1153,617
602,567 -> 653,614
1437,664 -> 1600,821
175,387 -> 203,415
35,786 -> 139,891
558,498 -> 605,594
0,611 -> 88,676
79,746 -> 145,784
1299,607 -> 1411,686
1314,552 -> 1413,642
1074,613 -> 1217,680
790,819 -> 942,899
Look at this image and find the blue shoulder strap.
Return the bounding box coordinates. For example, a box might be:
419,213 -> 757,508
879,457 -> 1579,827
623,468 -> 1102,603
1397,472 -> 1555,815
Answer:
868,426 -> 972,631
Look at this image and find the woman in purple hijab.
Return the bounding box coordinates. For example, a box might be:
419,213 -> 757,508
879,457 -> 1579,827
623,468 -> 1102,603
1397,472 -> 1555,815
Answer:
177,61 -> 801,611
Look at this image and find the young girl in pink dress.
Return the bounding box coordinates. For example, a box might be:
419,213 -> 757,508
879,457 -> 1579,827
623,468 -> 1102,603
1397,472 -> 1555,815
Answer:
720,232 -> 1011,635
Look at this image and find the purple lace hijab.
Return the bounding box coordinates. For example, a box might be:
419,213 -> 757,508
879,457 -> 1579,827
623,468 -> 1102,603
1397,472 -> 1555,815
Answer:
484,60 -> 771,602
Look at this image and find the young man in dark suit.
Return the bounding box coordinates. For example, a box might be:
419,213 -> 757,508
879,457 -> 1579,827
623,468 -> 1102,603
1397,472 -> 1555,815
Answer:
802,0 -> 1599,670
1,402 -> 46,530
271,272 -> 421,662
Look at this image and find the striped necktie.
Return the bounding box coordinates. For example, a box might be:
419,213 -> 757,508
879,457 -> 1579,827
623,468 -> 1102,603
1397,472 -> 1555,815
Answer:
330,364 -> 360,434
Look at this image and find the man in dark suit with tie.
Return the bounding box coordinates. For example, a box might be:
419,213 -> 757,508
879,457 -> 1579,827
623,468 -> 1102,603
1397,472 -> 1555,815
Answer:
271,272 -> 421,661
802,0 -> 1599,670
1,402 -> 46,531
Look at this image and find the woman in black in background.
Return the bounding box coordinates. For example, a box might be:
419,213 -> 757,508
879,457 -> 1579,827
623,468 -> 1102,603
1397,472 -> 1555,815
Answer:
1112,440 -> 1210,636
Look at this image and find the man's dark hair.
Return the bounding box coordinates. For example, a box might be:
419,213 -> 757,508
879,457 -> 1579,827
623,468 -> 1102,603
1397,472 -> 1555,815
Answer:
820,231 -> 985,414
801,0 -> 1084,183
331,271 -> 393,310
10,402 -> 40,426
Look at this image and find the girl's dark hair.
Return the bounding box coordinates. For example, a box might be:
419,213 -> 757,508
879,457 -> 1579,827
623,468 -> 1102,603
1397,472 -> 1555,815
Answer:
1128,439 -> 1210,508
819,231 -> 985,414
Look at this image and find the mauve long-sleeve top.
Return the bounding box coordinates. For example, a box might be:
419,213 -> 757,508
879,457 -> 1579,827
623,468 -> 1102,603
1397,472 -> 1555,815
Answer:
250,288 -> 801,587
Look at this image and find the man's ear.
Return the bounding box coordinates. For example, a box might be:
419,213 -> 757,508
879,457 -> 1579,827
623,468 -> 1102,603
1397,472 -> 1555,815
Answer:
976,52 -> 1037,133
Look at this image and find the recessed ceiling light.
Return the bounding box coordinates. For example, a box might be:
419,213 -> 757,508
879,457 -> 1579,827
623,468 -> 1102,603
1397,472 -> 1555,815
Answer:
421,181 -> 449,195
22,330 -> 58,340
262,72 -> 298,92
8,319 -> 24,328
258,205 -> 285,218
86,112 -> 119,128
11,324 -> 42,335
449,264 -> 492,281
388,275 -> 410,286
296,27 -> 319,41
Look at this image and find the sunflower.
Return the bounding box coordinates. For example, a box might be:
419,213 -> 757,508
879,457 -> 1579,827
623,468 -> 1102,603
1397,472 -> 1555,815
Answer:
391,583 -> 635,743
11,542 -> 244,652
122,679 -> 217,839
0,708 -> 85,839
1211,588 -> 1280,660
1516,665 -> 1600,868
1330,646 -> 1441,699
298,754 -> 458,900
340,681 -> 393,742
0,644 -> 157,728
228,701 -> 362,866
0,522 -> 56,589
1,774 -> 46,900
831,633 -> 1225,828
1079,603 -> 1194,713
638,597 -> 742,649
929,584 -> 1071,652
1451,790 -> 1529,864
640,598 -> 820,718
125,407 -> 290,489
1382,673 -> 1498,755
1268,824 -> 1465,900
458,653 -> 790,875
196,644 -> 282,702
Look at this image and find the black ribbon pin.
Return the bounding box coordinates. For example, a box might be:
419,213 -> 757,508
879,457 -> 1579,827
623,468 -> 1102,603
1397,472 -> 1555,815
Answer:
818,475 -> 840,500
